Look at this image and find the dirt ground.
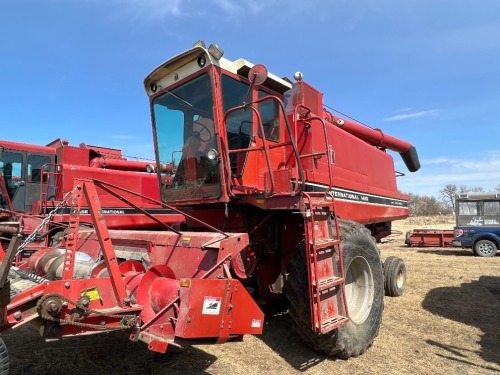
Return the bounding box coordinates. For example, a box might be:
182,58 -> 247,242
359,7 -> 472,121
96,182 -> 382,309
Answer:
3,215 -> 500,375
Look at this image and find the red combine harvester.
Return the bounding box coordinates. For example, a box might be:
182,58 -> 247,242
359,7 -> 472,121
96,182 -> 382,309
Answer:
0,138 -> 183,253
0,41 -> 420,372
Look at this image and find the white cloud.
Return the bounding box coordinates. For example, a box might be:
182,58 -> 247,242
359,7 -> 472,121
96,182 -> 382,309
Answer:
100,0 -> 305,20
397,150 -> 500,195
97,0 -> 183,19
383,109 -> 438,122
421,157 -> 453,165
212,0 -> 242,14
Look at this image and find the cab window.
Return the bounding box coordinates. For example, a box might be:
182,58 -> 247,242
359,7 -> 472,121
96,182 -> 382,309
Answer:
28,154 -> 51,183
258,90 -> 280,142
0,151 -> 23,199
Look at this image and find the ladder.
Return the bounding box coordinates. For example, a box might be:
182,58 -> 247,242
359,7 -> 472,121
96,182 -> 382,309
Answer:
301,192 -> 349,333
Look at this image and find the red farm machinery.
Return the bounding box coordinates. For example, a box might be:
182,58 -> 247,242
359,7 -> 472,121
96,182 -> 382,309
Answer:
0,138 -> 183,255
0,41 -> 420,373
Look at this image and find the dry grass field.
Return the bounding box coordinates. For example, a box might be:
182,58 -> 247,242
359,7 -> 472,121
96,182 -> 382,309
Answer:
2,215 -> 500,375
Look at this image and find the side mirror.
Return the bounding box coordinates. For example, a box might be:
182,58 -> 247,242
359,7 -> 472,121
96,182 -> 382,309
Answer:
242,64 -> 268,105
248,64 -> 268,86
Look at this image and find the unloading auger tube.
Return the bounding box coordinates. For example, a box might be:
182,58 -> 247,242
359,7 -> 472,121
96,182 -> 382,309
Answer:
326,112 -> 421,172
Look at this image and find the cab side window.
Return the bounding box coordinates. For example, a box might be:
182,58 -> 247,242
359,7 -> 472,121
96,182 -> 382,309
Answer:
27,154 -> 51,183
258,90 -> 280,142
0,151 -> 23,199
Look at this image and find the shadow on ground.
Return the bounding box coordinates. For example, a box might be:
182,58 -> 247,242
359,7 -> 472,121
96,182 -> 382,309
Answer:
2,326 -> 217,375
422,275 -> 500,369
416,248 -> 471,256
257,301 -> 332,372
1,301 -> 330,374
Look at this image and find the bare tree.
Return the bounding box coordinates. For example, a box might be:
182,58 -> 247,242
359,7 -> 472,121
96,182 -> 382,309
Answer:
439,184 -> 487,212
438,184 -> 458,211
458,185 -> 470,193
409,193 -> 452,216
495,184 -> 500,192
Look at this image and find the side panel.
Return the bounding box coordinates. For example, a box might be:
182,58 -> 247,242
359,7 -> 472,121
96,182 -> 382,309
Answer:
176,278 -> 264,339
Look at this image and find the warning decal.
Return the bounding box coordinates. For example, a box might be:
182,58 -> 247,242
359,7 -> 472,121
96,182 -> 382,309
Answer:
251,319 -> 262,328
202,296 -> 221,315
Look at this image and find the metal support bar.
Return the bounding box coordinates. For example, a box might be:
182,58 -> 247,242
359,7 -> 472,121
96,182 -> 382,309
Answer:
95,181 -> 181,235
0,235 -> 21,288
62,186 -> 83,280
81,180 -> 128,307
90,179 -> 228,238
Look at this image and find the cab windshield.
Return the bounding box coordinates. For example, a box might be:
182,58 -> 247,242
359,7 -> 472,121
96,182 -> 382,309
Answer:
153,74 -> 220,201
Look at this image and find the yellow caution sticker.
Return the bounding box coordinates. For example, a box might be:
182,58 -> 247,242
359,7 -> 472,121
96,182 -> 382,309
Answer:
82,288 -> 100,301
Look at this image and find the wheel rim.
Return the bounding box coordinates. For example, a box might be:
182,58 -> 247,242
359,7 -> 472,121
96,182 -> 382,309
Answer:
396,267 -> 405,289
478,242 -> 493,255
345,256 -> 374,324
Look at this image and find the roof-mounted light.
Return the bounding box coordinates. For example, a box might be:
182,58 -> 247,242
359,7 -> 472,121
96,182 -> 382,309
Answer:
193,40 -> 206,48
208,44 -> 224,60
197,54 -> 206,68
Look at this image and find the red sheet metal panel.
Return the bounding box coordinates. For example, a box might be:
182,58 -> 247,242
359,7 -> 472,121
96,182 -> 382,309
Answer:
176,278 -> 264,340
407,229 -> 454,247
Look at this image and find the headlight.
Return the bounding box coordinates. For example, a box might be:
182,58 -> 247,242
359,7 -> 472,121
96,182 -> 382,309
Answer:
207,149 -> 218,161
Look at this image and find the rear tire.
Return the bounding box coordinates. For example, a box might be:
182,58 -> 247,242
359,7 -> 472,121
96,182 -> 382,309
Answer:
286,220 -> 384,358
0,337 -> 9,375
474,240 -> 497,257
383,256 -> 406,297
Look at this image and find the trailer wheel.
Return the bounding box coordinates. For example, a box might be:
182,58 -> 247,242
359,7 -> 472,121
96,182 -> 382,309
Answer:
383,256 -> 406,297
0,337 -> 9,375
473,240 -> 498,257
286,219 -> 384,359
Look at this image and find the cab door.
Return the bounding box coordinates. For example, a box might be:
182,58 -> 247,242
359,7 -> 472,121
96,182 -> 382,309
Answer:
25,153 -> 53,213
0,150 -> 26,211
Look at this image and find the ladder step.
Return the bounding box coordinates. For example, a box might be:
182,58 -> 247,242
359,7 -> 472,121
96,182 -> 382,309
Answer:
314,276 -> 344,291
312,238 -> 340,250
319,315 -> 349,331
309,201 -> 335,210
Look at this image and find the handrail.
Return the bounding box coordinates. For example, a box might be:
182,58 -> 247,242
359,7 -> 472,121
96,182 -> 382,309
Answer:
222,95 -> 305,198
39,163 -> 62,214
294,105 -> 334,193
223,105 -> 275,197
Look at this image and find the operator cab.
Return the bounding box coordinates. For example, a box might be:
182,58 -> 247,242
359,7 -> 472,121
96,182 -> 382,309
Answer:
0,145 -> 55,213
148,42 -> 290,204
152,73 -> 219,201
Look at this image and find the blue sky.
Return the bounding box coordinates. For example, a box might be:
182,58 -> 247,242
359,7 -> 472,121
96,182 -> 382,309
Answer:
1,0 -> 499,196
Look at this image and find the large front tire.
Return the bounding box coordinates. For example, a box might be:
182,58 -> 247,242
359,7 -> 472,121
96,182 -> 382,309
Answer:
0,337 -> 9,375
286,220 -> 384,359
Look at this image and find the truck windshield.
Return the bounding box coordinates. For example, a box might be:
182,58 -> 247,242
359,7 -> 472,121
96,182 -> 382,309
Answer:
152,74 -> 221,201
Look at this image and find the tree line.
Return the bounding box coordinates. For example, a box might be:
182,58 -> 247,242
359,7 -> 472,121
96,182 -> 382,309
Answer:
406,184 -> 500,216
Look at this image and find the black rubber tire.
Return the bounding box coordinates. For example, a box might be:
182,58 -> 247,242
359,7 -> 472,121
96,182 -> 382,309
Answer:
473,239 -> 498,257
0,337 -> 9,375
383,256 -> 406,297
286,219 -> 384,359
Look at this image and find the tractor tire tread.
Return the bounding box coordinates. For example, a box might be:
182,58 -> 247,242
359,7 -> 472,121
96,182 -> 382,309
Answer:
286,219 -> 384,359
